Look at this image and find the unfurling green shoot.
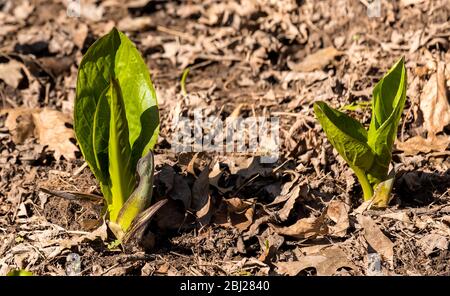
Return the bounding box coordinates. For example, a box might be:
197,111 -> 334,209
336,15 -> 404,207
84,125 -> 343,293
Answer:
314,57 -> 407,206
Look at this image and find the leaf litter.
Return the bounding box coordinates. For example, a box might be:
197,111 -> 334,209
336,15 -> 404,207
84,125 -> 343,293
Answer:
0,0 -> 449,276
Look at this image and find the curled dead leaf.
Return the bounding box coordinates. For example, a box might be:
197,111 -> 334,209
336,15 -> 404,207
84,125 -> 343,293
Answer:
420,61 -> 450,136
225,197 -> 252,213
270,215 -> 328,240
214,198 -> 254,232
357,215 -> 394,265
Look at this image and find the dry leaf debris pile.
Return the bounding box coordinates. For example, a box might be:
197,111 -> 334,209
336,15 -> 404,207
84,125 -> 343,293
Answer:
0,0 -> 449,275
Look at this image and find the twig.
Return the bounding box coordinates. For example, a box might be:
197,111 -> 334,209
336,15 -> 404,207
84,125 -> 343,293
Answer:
39,187 -> 103,203
156,26 -> 196,43
73,162 -> 88,177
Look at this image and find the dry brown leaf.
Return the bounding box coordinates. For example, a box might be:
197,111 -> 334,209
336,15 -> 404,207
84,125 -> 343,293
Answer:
257,230 -> 284,263
327,200 -> 350,237
400,0 -> 425,6
229,157 -> 273,179
298,244 -> 329,255
191,166 -> 210,211
216,198 -> 254,231
2,108 -> 37,143
225,198 -> 252,213
397,135 -> 450,155
118,17 -> 152,32
192,166 -> 214,225
0,60 -> 24,88
33,109 -> 78,160
275,246 -> 354,275
168,174 -> 191,209
2,108 -> 78,159
126,0 -> 151,8
13,0 -> 34,20
357,215 -> 394,265
268,170 -> 300,206
230,207 -> 254,231
73,23 -> 89,49
196,195 -> 213,226
417,234 -> 448,256
208,161 -> 234,193
277,184 -> 306,221
287,47 -> 343,72
282,71 -> 328,89
271,215 -> 328,239
80,3 -> 104,22
380,212 -> 411,223
420,61 -> 450,136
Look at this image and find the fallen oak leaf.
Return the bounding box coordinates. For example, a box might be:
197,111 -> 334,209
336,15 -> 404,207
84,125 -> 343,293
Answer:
276,184 -> 303,221
417,234 -> 448,256
118,17 -> 152,32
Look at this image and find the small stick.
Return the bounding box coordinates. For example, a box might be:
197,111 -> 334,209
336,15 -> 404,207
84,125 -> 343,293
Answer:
39,187 -> 103,203
73,162 -> 88,177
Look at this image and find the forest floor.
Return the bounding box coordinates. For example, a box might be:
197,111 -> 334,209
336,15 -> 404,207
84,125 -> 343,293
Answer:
1,0 -> 450,275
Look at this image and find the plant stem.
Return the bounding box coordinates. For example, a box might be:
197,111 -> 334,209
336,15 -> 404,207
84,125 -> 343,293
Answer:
352,166 -> 373,201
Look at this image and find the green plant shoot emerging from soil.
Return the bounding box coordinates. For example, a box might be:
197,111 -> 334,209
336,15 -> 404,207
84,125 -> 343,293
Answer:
314,57 -> 407,205
74,28 -> 159,237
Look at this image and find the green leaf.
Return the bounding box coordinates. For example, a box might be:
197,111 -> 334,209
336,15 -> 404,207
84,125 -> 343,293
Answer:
340,100 -> 371,111
367,57 -> 407,183
107,78 -> 136,221
75,27 -> 159,192
93,86 -> 112,204
116,150 -> 155,231
180,67 -> 190,96
314,101 -> 374,170
7,269 -> 33,276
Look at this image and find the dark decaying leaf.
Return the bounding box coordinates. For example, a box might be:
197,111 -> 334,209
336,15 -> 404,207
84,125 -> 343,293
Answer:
122,199 -> 168,249
190,166 -> 210,211
169,174 -> 191,209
